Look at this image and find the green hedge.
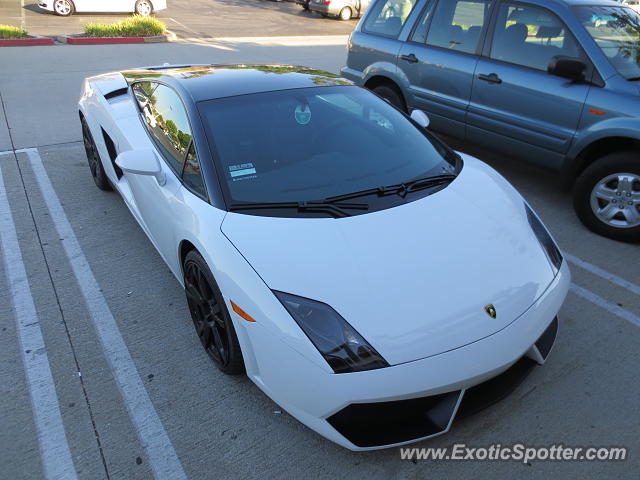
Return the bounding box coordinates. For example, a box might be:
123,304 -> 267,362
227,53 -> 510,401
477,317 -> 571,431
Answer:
84,15 -> 166,37
0,24 -> 28,39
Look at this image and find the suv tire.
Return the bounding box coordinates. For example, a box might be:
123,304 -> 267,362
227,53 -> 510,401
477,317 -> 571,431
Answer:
573,151 -> 640,242
372,85 -> 406,113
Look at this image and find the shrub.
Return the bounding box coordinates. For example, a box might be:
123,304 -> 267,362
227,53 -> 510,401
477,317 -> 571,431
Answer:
84,15 -> 166,37
0,24 -> 28,39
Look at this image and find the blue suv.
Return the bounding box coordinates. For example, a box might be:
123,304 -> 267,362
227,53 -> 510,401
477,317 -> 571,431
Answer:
342,0 -> 640,242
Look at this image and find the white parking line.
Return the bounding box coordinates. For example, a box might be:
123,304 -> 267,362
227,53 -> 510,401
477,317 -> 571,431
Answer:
25,149 -> 188,480
570,284 -> 640,328
0,160 -> 78,480
566,253 -> 640,297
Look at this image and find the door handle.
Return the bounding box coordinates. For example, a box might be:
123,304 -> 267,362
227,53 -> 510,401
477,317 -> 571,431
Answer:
400,53 -> 419,63
478,73 -> 502,84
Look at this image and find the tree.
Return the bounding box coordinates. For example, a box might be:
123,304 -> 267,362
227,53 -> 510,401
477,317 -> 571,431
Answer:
165,120 -> 178,138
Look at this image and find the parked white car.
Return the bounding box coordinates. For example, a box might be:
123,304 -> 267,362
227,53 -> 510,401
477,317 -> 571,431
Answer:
38,0 -> 166,16
78,64 -> 570,450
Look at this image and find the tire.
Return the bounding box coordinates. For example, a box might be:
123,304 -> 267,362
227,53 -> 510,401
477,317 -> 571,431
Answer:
339,6 -> 352,20
183,250 -> 245,375
81,117 -> 112,191
53,0 -> 74,16
372,84 -> 407,113
573,151 -> 640,242
134,0 -> 153,16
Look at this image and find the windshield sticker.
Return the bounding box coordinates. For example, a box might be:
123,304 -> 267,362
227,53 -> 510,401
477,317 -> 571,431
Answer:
294,104 -> 312,125
229,163 -> 257,179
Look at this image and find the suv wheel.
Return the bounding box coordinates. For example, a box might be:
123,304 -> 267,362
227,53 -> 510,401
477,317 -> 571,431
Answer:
371,85 -> 406,113
573,151 -> 640,242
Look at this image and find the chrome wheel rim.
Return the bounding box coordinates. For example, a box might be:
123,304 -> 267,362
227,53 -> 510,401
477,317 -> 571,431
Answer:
136,1 -> 152,16
590,172 -> 640,229
340,7 -> 351,20
184,262 -> 230,367
55,0 -> 71,14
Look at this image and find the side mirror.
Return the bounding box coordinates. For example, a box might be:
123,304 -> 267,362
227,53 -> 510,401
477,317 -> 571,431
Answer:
410,109 -> 430,129
547,56 -> 586,82
115,149 -> 166,186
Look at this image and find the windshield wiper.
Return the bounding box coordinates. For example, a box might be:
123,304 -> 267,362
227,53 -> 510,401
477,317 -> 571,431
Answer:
228,200 -> 369,218
627,76 -> 640,81
324,173 -> 457,203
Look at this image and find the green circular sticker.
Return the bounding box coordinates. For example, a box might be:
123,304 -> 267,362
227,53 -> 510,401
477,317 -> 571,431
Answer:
295,104 -> 312,125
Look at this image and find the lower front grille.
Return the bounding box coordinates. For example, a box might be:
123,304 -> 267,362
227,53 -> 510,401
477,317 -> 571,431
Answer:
327,391 -> 460,448
454,356 -> 536,420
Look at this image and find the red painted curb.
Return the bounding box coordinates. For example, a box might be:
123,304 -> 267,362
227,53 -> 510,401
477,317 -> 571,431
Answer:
66,36 -> 145,45
0,37 -> 54,46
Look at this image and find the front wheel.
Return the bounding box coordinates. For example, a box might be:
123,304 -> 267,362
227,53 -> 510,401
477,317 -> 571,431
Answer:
573,152 -> 640,242
53,0 -> 74,16
134,0 -> 153,16
81,117 -> 111,191
339,6 -> 352,20
183,250 -> 245,375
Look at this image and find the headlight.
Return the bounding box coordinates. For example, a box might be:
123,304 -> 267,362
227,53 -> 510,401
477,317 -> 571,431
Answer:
274,291 -> 389,374
525,203 -> 563,273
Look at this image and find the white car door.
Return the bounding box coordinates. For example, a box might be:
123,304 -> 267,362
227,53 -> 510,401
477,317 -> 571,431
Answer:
127,82 -> 198,265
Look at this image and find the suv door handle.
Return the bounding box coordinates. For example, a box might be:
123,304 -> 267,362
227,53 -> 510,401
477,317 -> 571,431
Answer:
400,53 -> 418,63
478,73 -> 502,84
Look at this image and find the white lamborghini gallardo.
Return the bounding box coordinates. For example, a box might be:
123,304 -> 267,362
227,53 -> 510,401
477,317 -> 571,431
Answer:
78,64 -> 570,450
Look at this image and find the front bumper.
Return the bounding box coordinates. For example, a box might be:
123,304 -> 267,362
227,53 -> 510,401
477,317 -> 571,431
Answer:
246,260 -> 569,450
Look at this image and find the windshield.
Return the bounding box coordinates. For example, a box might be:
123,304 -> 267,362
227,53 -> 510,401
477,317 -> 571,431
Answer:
198,86 -> 457,211
575,5 -> 640,80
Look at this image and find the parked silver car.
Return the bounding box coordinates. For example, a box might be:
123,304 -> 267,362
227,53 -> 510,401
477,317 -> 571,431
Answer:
308,0 -> 372,20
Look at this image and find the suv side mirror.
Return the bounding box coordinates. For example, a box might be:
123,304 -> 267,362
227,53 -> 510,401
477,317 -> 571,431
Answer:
115,148 -> 166,186
410,109 -> 430,128
547,56 -> 586,82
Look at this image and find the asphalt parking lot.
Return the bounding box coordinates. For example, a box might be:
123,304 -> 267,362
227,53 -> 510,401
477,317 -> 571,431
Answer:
1,19 -> 640,480
0,0 -> 357,37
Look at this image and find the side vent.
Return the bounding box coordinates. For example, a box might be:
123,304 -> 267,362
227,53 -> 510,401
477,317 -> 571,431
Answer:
101,128 -> 123,179
104,87 -> 129,102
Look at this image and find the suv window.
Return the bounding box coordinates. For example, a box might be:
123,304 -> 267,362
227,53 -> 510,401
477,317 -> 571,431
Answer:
182,142 -> 206,198
134,82 -> 192,174
490,3 -> 582,71
363,0 -> 418,38
426,0 -> 491,53
410,1 -> 437,43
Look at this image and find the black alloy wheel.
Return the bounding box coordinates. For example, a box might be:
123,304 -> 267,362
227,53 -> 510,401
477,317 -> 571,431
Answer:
183,250 -> 244,374
81,117 -> 111,191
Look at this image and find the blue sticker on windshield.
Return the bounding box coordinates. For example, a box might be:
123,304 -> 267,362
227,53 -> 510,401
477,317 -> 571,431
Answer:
295,104 -> 312,125
229,163 -> 256,179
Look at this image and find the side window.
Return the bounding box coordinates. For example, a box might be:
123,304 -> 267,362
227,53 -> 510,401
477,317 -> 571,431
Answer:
136,83 -> 192,175
363,0 -> 418,38
409,1 -> 436,43
182,143 -> 206,198
490,3 -> 582,71
426,0 -> 491,54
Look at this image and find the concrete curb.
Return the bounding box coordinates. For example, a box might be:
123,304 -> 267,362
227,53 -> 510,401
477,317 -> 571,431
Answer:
57,33 -> 170,45
0,35 -> 55,47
